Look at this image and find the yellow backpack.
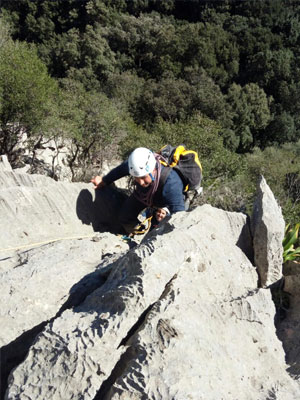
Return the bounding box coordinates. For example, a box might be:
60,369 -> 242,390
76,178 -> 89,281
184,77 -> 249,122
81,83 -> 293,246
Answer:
158,144 -> 202,192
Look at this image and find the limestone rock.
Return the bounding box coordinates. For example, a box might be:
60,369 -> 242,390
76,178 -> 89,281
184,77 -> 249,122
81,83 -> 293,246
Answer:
6,206 -> 299,400
0,155 -> 13,172
0,168 -> 127,256
0,235 -> 128,348
0,233 -> 129,400
251,175 -> 285,287
0,164 -> 131,398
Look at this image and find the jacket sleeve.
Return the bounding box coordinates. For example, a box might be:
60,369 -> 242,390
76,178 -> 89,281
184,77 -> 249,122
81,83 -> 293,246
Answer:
161,169 -> 185,213
102,160 -> 129,185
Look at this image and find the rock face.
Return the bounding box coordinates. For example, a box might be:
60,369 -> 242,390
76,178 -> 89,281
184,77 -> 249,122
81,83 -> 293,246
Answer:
4,205 -> 300,399
0,236 -> 128,348
0,165 -> 127,256
0,235 -> 128,400
0,159 -> 131,398
1,161 -> 299,400
251,175 -> 285,287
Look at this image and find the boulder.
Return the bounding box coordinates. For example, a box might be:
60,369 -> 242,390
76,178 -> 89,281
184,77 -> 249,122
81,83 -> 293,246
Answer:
251,176 -> 285,287
5,206 -> 299,400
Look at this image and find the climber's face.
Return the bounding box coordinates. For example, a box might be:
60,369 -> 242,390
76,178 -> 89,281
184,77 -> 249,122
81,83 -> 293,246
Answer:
156,208 -> 167,222
134,174 -> 153,187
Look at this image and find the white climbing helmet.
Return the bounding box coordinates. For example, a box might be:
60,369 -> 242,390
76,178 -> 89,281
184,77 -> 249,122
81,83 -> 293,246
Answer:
128,148 -> 156,177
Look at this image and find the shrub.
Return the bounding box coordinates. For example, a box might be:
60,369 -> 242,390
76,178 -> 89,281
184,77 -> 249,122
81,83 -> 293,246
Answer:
283,223 -> 300,262
0,37 -> 59,162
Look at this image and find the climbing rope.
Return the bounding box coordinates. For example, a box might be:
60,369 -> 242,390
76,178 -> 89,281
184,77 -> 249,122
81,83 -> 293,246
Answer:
0,233 -> 97,254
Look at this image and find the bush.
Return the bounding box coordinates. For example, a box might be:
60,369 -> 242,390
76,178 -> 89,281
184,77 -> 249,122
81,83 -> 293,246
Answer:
0,36 -> 59,162
59,78 -> 144,181
234,143 -> 300,224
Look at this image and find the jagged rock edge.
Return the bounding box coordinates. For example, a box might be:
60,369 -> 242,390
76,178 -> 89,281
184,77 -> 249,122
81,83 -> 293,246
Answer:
1,251 -> 121,398
93,273 -> 178,400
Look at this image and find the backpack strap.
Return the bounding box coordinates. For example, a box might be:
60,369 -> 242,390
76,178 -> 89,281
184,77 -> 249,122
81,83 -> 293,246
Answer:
156,165 -> 172,199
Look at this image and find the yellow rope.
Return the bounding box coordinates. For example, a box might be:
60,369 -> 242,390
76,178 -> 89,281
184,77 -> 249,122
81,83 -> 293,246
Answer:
0,233 -> 97,253
131,216 -> 153,236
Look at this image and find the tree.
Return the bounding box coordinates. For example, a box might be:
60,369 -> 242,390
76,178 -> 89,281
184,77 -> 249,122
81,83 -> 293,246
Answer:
227,83 -> 272,152
0,14 -> 12,48
104,71 -> 145,115
135,76 -> 193,125
263,112 -> 297,147
247,49 -> 293,90
0,35 -> 59,162
185,68 -> 233,129
59,78 -> 135,180
154,114 -> 241,181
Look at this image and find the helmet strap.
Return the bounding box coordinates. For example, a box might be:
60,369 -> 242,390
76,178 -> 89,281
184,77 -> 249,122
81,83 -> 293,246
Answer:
149,172 -> 155,182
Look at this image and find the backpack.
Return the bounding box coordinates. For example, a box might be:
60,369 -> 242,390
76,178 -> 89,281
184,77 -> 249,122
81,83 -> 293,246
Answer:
158,144 -> 203,193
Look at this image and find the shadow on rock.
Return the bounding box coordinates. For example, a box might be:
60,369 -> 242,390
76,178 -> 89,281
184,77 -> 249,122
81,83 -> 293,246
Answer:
76,186 -> 129,234
1,321 -> 47,400
1,263 -> 112,399
236,215 -> 254,265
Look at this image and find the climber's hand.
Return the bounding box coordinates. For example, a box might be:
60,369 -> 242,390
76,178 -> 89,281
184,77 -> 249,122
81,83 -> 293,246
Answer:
91,176 -> 106,189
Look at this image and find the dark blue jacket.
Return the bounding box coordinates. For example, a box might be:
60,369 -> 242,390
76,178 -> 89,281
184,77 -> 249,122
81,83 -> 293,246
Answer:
103,160 -> 185,213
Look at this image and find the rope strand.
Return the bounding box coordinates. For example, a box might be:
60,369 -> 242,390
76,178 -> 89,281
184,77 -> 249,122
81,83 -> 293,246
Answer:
133,153 -> 165,207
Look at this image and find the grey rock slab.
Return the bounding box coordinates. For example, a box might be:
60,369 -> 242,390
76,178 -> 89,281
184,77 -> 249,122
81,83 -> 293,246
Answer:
106,280 -> 298,400
0,170 -> 95,252
0,169 -> 127,255
251,176 -> 285,287
6,205 -> 260,400
0,234 -> 128,348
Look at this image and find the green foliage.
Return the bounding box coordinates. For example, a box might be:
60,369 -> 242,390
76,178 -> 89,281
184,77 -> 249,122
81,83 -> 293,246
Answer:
227,83 -> 272,152
134,68 -> 232,129
47,23 -> 117,84
0,35 -> 59,161
2,0 -> 300,152
121,113 -> 241,184
198,140 -> 300,222
59,78 -> 139,180
283,223 -> 300,262
185,68 -> 233,128
263,112 -> 297,147
238,142 -> 300,224
105,71 -> 145,115
136,76 -> 194,125
104,12 -> 181,78
0,15 -> 12,48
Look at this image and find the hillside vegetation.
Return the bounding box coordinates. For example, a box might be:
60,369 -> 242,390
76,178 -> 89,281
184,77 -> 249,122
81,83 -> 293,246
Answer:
0,0 -> 300,223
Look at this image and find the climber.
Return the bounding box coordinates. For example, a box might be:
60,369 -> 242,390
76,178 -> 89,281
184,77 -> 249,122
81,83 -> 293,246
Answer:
91,147 -> 185,234
150,207 -> 170,231
154,207 -> 170,224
